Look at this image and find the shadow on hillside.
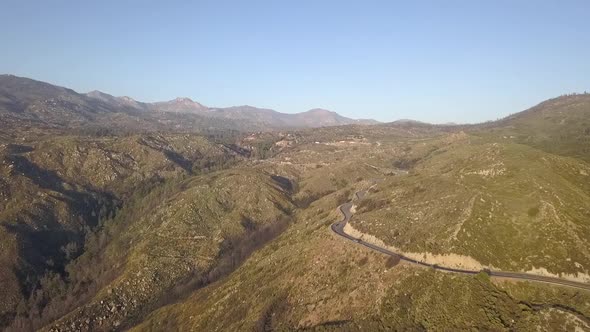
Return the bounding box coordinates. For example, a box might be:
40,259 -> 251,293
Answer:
7,155 -> 118,227
2,155 -> 120,319
5,144 -> 34,154
163,150 -> 193,173
137,135 -> 194,173
121,215 -> 292,330
271,175 -> 294,193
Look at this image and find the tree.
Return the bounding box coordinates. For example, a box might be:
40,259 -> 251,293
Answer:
61,242 -> 79,261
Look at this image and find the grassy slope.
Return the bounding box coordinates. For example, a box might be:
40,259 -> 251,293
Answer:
351,135 -> 590,276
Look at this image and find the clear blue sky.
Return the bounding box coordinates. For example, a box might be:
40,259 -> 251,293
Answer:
1,1 -> 589,123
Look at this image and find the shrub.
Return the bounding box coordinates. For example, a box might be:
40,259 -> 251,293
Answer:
357,197 -> 388,213
385,255 -> 401,268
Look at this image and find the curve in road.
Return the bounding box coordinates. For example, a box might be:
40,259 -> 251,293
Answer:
331,188 -> 590,292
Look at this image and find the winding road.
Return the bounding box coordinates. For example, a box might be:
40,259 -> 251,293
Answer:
331,188 -> 590,292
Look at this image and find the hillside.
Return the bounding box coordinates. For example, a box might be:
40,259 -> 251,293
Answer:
350,135 -> 590,278
0,133 -> 244,329
1,89 -> 590,331
42,169 -> 295,331
478,93 -> 590,161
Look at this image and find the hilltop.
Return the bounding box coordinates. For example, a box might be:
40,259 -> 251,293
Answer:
480,93 -> 590,162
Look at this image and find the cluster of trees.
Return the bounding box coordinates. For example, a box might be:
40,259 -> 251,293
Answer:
392,157 -> 419,170
7,228 -> 120,331
71,126 -> 141,137
330,177 -> 349,190
205,129 -> 242,145
7,259 -> 122,331
191,153 -> 239,175
560,92 -> 590,97
6,175 -> 179,331
250,140 -> 277,159
356,197 -> 388,213
75,125 -> 246,143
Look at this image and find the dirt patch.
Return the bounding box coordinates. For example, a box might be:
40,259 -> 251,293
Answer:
526,267 -> 590,283
450,195 -> 477,240
343,223 -> 484,271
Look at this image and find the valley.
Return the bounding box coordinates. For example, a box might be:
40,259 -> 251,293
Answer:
1,76 -> 590,331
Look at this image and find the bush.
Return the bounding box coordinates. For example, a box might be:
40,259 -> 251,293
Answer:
385,255 -> 401,268
357,197 -> 388,213
357,256 -> 369,266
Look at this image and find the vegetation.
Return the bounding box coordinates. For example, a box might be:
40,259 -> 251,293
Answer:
133,185 -> 590,331
350,135 -> 590,276
2,77 -> 590,331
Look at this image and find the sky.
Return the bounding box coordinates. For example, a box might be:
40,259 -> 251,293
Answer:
1,1 -> 589,123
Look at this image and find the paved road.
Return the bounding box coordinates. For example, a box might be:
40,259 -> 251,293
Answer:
331,189 -> 590,292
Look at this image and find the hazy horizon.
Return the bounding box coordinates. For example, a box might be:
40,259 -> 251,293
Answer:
1,1 -> 589,123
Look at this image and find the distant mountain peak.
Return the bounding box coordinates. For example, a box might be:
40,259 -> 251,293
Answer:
168,97 -> 204,107
151,97 -> 207,113
172,97 -> 196,103
304,108 -> 336,115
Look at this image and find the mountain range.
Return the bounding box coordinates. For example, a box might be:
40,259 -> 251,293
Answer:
0,75 -> 378,132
